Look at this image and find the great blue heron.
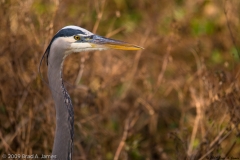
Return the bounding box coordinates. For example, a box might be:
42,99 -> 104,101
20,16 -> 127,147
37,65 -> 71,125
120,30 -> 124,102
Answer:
40,25 -> 142,159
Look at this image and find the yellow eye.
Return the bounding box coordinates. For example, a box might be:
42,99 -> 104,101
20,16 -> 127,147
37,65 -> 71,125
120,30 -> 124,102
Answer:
74,35 -> 81,40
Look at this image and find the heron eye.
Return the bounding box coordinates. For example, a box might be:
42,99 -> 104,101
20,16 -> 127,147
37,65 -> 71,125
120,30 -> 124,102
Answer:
74,35 -> 81,40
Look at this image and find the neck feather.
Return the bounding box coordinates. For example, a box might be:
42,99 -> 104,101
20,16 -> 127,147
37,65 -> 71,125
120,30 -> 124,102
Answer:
47,48 -> 74,160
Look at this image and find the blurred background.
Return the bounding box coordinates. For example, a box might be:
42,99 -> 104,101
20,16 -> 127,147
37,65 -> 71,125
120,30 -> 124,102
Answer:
1,0 -> 240,159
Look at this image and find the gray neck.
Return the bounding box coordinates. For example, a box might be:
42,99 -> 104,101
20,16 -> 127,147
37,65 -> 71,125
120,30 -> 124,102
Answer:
47,47 -> 74,160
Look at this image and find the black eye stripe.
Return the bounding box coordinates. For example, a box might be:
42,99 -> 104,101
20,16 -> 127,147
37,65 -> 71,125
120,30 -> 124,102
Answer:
55,29 -> 86,38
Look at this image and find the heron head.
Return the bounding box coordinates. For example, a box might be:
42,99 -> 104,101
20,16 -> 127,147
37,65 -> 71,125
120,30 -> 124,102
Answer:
46,25 -> 143,61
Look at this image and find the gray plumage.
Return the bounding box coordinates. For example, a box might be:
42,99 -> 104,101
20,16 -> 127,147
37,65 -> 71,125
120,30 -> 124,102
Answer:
41,25 -> 142,160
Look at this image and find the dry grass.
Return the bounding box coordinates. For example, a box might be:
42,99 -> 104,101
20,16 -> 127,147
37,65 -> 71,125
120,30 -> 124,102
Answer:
1,0 -> 240,159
